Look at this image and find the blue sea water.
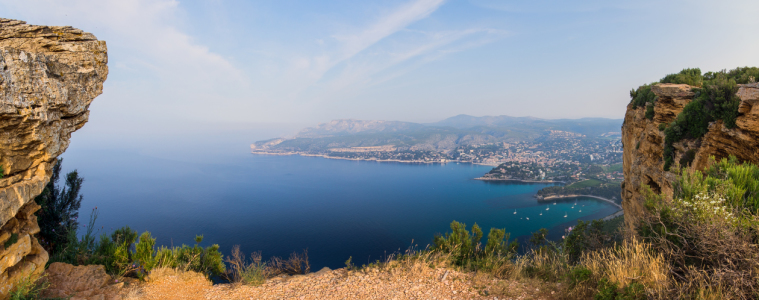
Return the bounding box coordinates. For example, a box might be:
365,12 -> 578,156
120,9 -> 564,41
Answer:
60,130 -> 619,270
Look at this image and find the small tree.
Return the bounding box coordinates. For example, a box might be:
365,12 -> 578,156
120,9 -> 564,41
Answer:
34,158 -> 84,253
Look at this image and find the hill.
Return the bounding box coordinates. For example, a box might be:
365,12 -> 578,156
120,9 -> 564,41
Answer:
252,115 -> 622,155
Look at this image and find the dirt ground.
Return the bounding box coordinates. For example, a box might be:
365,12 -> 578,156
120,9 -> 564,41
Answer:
124,266 -> 559,300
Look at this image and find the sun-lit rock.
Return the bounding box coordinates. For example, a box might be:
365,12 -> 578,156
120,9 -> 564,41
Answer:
622,82 -> 759,229
0,18 -> 107,297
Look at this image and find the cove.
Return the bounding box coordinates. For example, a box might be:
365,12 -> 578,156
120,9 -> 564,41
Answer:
61,149 -> 619,270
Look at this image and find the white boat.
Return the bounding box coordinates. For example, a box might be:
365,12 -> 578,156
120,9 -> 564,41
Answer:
579,210 -> 582,212
513,209 -> 517,214
564,212 -> 568,218
540,212 -> 543,216
546,205 -> 549,211
553,202 -> 556,205
526,217 -> 530,220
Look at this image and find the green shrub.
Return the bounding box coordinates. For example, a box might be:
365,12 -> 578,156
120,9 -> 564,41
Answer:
630,85 -> 657,110
660,68 -> 703,86
432,221 -> 518,270
49,208 -> 225,279
638,156 -> 759,298
567,267 -> 592,288
660,67 -> 754,170
564,220 -> 616,264
8,273 -> 48,300
594,278 -> 619,300
593,278 -> 645,300
134,232 -> 157,278
678,149 -> 696,168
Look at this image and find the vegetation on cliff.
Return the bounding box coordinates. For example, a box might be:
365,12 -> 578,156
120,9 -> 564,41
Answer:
629,67 -> 759,171
411,156 -> 759,299
638,156 -> 759,298
34,158 -> 84,254
47,208 -> 226,280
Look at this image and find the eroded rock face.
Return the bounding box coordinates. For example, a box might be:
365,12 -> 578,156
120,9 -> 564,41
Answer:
622,83 -> 759,230
43,262 -> 123,300
0,18 -> 107,297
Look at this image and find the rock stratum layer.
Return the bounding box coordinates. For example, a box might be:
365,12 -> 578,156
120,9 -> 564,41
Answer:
0,18 -> 107,297
621,82 -> 759,229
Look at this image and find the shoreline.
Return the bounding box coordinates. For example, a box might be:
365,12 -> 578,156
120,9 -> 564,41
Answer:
536,194 -> 622,209
252,151 -> 480,165
474,177 -> 565,184
253,150 -> 625,219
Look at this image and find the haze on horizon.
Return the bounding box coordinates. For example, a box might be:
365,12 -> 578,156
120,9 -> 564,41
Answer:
2,0 -> 759,135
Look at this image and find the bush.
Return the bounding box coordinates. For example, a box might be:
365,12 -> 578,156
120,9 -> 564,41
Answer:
34,158 -> 84,254
49,208 -> 226,280
8,273 -> 48,300
638,156 -> 759,298
225,245 -> 267,286
678,149 -> 696,168
660,67 -> 752,170
563,220 -> 616,264
660,68 -> 703,86
432,221 -> 518,271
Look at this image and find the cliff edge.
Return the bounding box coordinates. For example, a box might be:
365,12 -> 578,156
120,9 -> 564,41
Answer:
621,82 -> 759,229
0,18 -> 107,296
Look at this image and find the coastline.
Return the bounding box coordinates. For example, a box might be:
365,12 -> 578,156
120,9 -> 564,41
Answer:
253,150 -> 625,221
536,194 -> 622,209
474,177 -> 565,184
252,151 -> 450,164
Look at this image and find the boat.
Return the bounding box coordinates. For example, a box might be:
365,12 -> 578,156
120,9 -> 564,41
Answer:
526,217 -> 530,220
513,209 -> 517,214
553,202 -> 556,205
546,205 -> 549,211
564,212 -> 568,218
540,212 -> 543,216
579,209 -> 582,212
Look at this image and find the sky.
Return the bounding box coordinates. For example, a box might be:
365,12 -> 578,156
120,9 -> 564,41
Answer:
2,0 -> 759,135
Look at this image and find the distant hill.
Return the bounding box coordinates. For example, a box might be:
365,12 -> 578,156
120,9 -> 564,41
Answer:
429,115 -> 622,137
252,115 -> 623,153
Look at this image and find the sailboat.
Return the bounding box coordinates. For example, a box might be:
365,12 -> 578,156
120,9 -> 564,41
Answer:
513,209 -> 517,214
579,209 -> 582,212
564,212 -> 568,218
526,217 -> 530,220
540,212 -> 543,216
546,205 -> 549,211
553,202 -> 556,205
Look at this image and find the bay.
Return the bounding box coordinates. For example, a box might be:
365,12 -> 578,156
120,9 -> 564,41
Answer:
60,138 -> 618,270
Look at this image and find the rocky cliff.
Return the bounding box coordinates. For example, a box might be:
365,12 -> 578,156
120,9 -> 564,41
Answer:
621,82 -> 759,229
0,19 -> 107,296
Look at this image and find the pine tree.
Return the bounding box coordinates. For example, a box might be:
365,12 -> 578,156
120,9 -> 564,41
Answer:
34,158 -> 84,253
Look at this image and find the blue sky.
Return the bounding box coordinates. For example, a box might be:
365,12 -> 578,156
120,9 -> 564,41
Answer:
2,0 -> 759,131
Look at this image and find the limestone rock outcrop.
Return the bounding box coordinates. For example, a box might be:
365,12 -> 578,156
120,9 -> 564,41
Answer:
42,263 -> 124,300
621,83 -> 759,229
0,18 -> 107,297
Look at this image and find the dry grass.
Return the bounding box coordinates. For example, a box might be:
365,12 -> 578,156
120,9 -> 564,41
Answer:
581,237 -> 669,296
225,245 -> 314,287
512,249 -> 569,282
126,267 -> 211,300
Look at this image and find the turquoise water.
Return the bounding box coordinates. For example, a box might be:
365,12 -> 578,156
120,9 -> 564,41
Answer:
61,148 -> 618,269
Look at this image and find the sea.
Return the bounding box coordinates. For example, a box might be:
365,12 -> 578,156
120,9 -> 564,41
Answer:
59,126 -> 620,270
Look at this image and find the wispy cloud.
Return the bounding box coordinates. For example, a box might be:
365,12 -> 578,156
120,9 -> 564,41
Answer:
278,0 -> 507,104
